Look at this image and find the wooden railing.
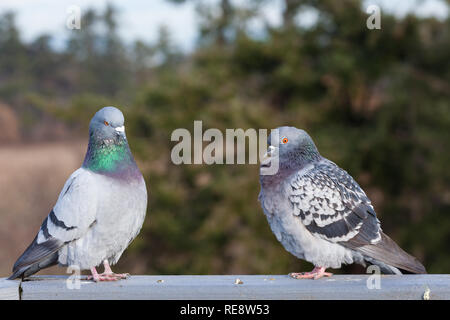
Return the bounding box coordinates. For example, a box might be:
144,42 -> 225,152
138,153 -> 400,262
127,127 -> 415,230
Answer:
1,275 -> 449,300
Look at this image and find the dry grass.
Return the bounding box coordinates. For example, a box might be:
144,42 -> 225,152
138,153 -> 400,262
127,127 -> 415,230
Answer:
0,141 -> 85,277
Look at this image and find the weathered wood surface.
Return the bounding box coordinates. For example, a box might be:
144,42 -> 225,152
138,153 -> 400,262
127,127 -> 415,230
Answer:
0,278 -> 20,300
1,275 -> 449,300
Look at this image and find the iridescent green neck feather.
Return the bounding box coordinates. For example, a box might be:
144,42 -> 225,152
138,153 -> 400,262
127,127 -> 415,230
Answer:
82,137 -> 139,178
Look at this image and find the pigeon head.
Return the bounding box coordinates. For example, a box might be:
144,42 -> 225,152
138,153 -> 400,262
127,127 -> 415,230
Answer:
264,126 -> 321,172
89,106 -> 126,142
83,106 -> 138,176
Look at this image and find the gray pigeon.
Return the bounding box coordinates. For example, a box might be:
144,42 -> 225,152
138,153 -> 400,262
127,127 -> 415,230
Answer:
9,106 -> 147,282
259,126 -> 426,279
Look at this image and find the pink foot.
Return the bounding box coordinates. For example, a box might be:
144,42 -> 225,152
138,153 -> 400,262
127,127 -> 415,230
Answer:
87,272 -> 130,282
289,266 -> 333,280
87,261 -> 130,282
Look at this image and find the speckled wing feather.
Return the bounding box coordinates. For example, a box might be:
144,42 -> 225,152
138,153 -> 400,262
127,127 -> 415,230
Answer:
289,159 -> 381,245
288,159 -> 426,273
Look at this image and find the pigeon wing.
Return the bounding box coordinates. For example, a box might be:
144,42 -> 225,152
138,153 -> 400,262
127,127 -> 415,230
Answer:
10,168 -> 97,279
289,159 -> 426,273
289,159 -> 381,244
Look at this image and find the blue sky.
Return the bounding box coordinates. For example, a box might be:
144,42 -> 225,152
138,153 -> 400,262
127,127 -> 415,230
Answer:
0,0 -> 448,52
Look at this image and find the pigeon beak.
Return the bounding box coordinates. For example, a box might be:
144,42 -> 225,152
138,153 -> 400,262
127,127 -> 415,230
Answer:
115,126 -> 126,137
265,145 -> 276,158
261,145 -> 276,168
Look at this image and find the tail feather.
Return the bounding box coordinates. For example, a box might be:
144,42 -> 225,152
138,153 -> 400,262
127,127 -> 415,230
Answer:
364,256 -> 402,274
353,232 -> 426,274
8,235 -> 62,280
8,252 -> 58,280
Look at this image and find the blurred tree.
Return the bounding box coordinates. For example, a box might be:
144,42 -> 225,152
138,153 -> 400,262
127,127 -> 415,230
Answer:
99,4 -> 130,96
0,12 -> 28,101
65,5 -> 129,97
282,0 -> 303,28
168,0 -> 236,45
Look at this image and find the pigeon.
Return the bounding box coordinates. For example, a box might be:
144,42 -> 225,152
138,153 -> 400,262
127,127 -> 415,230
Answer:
9,106 -> 148,282
259,126 -> 426,279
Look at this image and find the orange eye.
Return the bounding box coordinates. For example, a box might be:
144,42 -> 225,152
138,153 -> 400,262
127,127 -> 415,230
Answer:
281,137 -> 288,144
104,121 -> 109,126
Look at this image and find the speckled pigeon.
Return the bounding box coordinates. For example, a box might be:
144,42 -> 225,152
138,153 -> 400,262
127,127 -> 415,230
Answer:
9,106 -> 147,282
259,126 -> 426,279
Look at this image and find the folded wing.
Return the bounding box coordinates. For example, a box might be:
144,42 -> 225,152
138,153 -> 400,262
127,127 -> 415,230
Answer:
9,168 -> 98,279
289,159 -> 426,274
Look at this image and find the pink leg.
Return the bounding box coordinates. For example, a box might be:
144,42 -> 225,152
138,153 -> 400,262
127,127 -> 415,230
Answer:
103,260 -> 113,274
102,260 -> 130,280
289,266 -> 333,280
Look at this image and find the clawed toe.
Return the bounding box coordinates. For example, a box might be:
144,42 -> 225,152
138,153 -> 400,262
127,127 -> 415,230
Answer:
87,272 -> 130,282
289,267 -> 332,280
290,272 -> 314,279
88,261 -> 131,282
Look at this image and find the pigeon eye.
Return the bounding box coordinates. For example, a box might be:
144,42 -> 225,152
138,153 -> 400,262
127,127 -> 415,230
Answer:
104,121 -> 109,126
281,137 -> 288,144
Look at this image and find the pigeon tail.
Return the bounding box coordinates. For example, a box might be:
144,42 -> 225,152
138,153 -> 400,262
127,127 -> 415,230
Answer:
353,232 -> 427,274
363,256 -> 402,275
8,252 -> 58,280
8,235 -> 61,280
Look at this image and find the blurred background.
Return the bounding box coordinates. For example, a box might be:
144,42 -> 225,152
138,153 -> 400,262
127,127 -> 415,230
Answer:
0,0 -> 449,277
